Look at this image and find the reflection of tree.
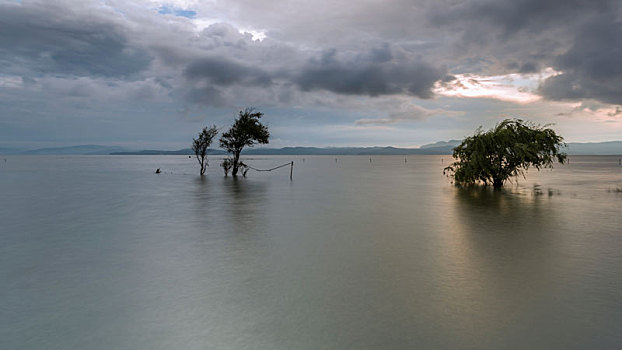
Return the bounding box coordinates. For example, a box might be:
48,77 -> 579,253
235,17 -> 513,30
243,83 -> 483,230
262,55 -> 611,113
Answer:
190,176 -> 222,234
451,186 -> 558,264
192,175 -> 212,209
189,176 -> 274,338
191,176 -> 269,236
453,186 -> 554,232
441,186 -> 562,339
223,178 -> 269,235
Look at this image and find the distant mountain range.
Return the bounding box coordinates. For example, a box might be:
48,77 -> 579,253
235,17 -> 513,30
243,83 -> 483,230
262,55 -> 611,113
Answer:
563,141 -> 622,155
110,146 -> 456,156
2,145 -> 127,155
419,140 -> 462,149
2,141 -> 622,155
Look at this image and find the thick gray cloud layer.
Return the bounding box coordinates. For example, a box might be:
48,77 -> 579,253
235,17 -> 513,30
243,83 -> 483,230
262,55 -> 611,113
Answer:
427,0 -> 622,103
294,48 -> 446,98
0,0 -> 620,147
540,17 -> 622,104
184,57 -> 273,87
2,0 -> 620,104
0,2 -> 151,78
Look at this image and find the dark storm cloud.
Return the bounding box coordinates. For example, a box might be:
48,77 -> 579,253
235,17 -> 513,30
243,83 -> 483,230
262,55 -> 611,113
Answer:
2,0 -> 621,148
180,45 -> 448,104
184,85 -> 226,107
184,57 -> 273,87
518,62 -> 539,74
429,0 -> 613,35
427,0 -> 622,104
0,3 -> 151,78
294,48 -> 447,98
540,17 -> 622,104
4,0 -> 618,106
182,56 -> 274,106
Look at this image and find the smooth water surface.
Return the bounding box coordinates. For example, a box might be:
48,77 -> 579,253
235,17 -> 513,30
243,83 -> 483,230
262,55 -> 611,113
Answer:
1,155 -> 621,349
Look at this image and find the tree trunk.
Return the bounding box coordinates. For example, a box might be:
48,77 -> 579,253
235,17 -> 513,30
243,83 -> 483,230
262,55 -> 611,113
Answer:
493,178 -> 504,188
199,156 -> 206,176
231,151 -> 240,177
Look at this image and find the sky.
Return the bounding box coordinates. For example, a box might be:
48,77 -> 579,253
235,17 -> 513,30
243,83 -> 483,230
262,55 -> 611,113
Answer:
1,0 -> 621,149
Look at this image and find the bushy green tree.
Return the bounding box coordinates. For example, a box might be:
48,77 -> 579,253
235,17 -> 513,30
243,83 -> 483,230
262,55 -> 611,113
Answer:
443,119 -> 567,188
219,108 -> 269,177
192,125 -> 218,176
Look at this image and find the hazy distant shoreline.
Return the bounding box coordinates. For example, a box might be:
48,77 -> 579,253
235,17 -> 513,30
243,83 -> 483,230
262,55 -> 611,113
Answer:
2,140 -> 622,156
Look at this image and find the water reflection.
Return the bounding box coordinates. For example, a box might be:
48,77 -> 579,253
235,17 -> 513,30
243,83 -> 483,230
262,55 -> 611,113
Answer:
191,176 -> 270,237
449,185 -> 558,275
434,186 -> 562,346
222,178 -> 269,234
190,176 -> 220,232
2,155 -> 620,349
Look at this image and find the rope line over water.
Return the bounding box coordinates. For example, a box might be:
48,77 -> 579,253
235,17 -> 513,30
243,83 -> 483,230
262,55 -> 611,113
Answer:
246,162 -> 292,172
246,161 -> 294,180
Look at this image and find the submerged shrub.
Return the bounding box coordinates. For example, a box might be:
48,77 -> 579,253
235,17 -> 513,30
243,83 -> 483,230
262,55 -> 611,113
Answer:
444,119 -> 567,188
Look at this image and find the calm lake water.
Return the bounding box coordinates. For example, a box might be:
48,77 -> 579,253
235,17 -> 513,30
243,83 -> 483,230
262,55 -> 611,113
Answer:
1,155 -> 621,349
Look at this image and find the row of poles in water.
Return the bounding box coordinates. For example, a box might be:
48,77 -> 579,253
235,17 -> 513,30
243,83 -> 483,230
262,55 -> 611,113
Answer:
328,157 -> 443,163
280,156 -> 622,181
240,156 -> 445,181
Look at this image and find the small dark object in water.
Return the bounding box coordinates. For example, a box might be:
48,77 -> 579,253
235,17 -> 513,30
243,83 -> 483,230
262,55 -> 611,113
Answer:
155,168 -> 161,174
533,184 -> 543,196
189,156 -> 192,158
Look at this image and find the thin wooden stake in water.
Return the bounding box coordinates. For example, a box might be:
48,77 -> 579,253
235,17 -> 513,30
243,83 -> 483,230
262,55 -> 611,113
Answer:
290,161 -> 294,180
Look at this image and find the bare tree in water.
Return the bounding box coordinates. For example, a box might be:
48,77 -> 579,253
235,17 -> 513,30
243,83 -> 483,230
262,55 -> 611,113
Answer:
192,125 -> 218,176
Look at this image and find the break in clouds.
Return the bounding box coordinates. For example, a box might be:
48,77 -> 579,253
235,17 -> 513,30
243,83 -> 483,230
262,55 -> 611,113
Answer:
0,0 -> 621,146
